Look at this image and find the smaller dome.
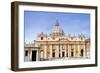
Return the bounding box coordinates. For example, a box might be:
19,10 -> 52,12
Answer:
37,32 -> 47,37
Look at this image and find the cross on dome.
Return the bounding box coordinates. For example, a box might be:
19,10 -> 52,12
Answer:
55,20 -> 59,26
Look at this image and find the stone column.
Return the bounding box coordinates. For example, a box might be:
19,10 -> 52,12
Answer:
86,42 -> 90,58
44,45 -> 47,59
77,44 -> 80,57
64,44 -> 66,57
66,45 -> 68,57
30,48 -> 32,61
56,45 -> 59,58
83,44 -> 86,57
40,50 -> 43,60
85,43 -> 88,57
68,44 -> 70,57
36,49 -> 39,61
60,44 -> 62,57
37,48 -> 41,61
75,45 -> 78,57
73,44 -> 76,57
49,45 -> 52,59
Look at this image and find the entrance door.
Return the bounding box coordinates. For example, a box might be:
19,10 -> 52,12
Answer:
80,49 -> 84,57
71,49 -> 74,57
52,52 -> 55,58
62,52 -> 65,57
71,52 -> 73,57
32,51 -> 37,61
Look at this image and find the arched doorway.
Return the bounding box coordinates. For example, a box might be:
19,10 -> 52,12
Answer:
80,49 -> 84,57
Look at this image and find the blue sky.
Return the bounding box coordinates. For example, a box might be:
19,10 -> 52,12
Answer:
24,11 -> 90,43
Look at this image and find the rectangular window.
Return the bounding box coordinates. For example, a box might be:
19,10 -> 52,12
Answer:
52,53 -> 55,57
25,50 -> 28,56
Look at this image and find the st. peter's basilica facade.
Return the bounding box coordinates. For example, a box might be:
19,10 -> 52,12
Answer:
24,20 -> 90,61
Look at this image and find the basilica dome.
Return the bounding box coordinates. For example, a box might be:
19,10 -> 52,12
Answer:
50,20 -> 64,37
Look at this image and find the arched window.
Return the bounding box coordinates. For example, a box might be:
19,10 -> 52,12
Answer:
41,37 -> 43,40
81,37 -> 83,40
